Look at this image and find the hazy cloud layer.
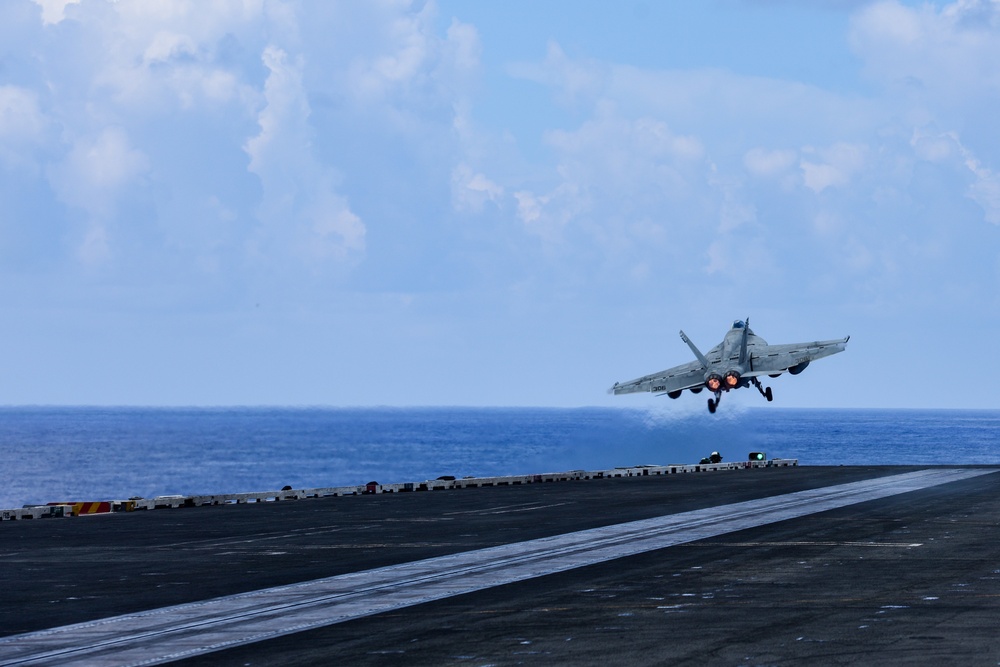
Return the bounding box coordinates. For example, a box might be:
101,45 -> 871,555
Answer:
1,0 -> 998,407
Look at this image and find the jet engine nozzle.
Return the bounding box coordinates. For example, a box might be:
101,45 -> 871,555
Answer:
705,374 -> 723,392
724,370 -> 741,388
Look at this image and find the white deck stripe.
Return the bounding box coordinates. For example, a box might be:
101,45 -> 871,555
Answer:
0,468 -> 994,667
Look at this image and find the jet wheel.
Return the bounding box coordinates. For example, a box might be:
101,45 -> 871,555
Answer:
707,398 -> 717,414
765,386 -> 773,402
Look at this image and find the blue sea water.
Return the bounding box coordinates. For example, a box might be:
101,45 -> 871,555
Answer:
1,407 -> 998,509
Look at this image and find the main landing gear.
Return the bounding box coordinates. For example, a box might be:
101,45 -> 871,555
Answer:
751,377 -> 773,402
708,379 -> 774,413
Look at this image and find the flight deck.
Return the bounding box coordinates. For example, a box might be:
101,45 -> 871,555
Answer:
2,465 -> 999,666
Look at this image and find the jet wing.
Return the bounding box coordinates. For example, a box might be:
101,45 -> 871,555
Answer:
609,359 -> 705,395
746,337 -> 849,376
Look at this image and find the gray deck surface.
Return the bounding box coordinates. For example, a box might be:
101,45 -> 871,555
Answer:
2,465 -> 999,665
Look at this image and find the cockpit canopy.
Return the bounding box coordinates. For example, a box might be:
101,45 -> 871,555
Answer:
732,320 -> 745,329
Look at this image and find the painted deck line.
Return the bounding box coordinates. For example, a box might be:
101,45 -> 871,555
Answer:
0,468 -> 994,667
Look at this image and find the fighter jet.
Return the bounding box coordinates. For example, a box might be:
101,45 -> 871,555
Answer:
609,319 -> 849,413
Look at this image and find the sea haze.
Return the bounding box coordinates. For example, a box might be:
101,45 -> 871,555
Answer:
1,407 -> 998,509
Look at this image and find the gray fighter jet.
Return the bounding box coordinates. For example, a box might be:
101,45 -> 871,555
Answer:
609,319 -> 849,413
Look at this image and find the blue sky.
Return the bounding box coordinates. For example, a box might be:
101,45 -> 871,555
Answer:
1,0 -> 998,409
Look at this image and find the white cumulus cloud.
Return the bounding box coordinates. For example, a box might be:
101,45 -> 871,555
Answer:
0,86 -> 47,170
850,0 -> 1000,104
800,142 -> 869,193
245,45 -> 364,265
47,127 -> 149,217
45,126 -> 149,265
451,163 -> 503,213
32,0 -> 79,25
744,147 -> 798,178
910,128 -> 1000,224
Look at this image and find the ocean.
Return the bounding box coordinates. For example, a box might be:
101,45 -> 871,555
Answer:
1,407 -> 998,509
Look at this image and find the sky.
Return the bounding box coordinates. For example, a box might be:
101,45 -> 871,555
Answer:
1,0 -> 999,409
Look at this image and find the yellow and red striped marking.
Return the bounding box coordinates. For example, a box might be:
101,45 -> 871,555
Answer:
74,502 -> 111,516
48,501 -> 112,516
46,502 -> 112,516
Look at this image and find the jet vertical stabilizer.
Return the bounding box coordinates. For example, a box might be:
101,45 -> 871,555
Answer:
739,317 -> 750,366
679,330 -> 709,369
